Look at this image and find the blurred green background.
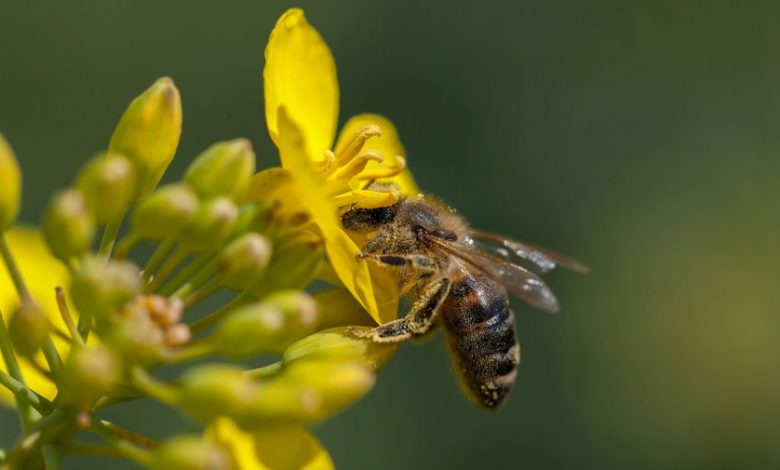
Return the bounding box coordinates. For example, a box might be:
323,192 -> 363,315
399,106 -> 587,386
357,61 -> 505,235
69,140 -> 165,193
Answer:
2,1 -> 780,468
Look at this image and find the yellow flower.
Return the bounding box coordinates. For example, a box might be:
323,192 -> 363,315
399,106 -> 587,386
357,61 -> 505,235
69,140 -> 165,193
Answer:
0,227 -> 71,404
206,417 -> 334,470
258,8 -> 419,324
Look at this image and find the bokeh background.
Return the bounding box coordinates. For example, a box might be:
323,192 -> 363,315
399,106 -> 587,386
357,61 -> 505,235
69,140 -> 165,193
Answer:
2,1 -> 780,468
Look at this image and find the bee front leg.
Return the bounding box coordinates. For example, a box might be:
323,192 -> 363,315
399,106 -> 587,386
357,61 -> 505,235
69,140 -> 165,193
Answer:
349,278 -> 451,343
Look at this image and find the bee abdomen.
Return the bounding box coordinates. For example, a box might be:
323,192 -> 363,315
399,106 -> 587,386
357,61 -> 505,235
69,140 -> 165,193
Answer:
442,280 -> 520,409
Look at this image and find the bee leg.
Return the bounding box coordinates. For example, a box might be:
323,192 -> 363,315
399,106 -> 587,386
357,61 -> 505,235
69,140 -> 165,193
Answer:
350,278 -> 451,343
356,253 -> 437,274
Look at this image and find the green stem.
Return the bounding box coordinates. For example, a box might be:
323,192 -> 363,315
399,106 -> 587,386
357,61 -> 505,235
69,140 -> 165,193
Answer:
0,234 -> 62,374
0,370 -> 54,414
158,251 -> 216,297
189,291 -> 251,333
0,234 -> 31,300
98,210 -> 126,258
55,287 -> 83,346
183,280 -> 219,308
146,245 -> 190,293
129,366 -> 178,404
0,309 -> 37,430
89,420 -> 153,466
64,442 -> 125,458
41,444 -> 60,470
141,237 -> 176,284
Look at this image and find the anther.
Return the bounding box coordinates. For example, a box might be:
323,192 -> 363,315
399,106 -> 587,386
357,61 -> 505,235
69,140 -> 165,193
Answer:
333,124 -> 382,166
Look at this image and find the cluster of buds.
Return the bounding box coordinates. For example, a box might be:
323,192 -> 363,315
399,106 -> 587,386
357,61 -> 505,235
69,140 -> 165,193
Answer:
0,76 -> 397,469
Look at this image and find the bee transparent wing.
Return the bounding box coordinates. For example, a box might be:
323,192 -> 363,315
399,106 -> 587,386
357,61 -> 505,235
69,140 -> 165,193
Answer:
432,238 -> 560,313
469,229 -> 590,274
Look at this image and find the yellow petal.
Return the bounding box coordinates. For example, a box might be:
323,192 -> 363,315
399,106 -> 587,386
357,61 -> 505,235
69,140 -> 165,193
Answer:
0,227 -> 71,405
276,108 -> 396,323
265,8 -> 339,163
206,418 -> 334,470
335,114 -> 419,195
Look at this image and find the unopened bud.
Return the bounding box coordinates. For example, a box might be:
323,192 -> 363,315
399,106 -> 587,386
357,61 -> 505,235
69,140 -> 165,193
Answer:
76,153 -> 136,223
283,327 -> 398,371
109,77 -> 182,196
0,133 -> 21,229
177,364 -> 257,421
59,346 -> 122,407
181,197 -> 238,251
218,233 -> 272,290
211,291 -> 319,357
151,436 -> 230,470
184,139 -> 256,200
240,381 -> 321,427
249,232 -> 323,298
70,258 -> 141,319
43,189 -> 95,262
278,359 -> 375,422
131,183 -> 198,239
8,301 -> 50,357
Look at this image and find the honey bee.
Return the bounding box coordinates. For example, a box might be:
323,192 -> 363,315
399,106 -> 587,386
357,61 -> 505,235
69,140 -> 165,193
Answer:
342,193 -> 587,409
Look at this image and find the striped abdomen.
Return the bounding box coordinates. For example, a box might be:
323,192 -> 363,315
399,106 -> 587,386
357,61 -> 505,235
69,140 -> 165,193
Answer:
441,276 -> 520,409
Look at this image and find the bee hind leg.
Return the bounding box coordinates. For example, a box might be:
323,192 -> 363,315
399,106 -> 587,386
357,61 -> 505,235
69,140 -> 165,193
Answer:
350,278 -> 451,343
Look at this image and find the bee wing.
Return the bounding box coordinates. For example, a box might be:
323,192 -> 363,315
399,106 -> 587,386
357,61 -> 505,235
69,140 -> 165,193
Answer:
431,238 -> 560,313
469,229 -> 590,274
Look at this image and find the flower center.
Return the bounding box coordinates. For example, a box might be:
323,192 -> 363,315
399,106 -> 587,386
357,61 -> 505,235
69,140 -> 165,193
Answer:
316,125 -> 407,209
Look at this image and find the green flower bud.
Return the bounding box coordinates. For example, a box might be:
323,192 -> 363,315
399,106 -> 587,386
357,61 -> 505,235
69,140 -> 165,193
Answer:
75,152 -> 136,223
181,197 -> 239,251
131,183 -> 198,239
211,291 -> 318,357
278,359 -> 375,422
8,301 -> 51,357
249,232 -> 323,298
59,346 -> 122,407
218,233 -> 272,290
0,133 -> 21,230
109,77 -> 182,196
151,436 -> 230,470
283,327 -> 398,371
70,257 -> 141,319
43,189 -> 95,262
241,361 -> 374,425
177,364 -> 257,421
184,139 -> 256,200
239,381 -> 321,427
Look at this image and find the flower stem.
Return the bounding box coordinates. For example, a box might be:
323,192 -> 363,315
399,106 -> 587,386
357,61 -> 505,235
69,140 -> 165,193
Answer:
183,280 -> 219,308
169,258 -> 218,300
55,287 -> 84,347
89,420 -> 152,466
189,291 -> 251,333
98,211 -> 126,258
0,233 -> 31,300
0,234 -> 62,374
158,251 -> 217,296
146,245 -> 190,293
41,443 -> 61,470
0,308 -> 38,430
0,370 -> 54,415
64,442 -> 125,458
141,237 -> 176,284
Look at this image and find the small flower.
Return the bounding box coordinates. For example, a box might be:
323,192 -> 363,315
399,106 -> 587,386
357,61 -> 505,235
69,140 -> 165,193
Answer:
0,227 -> 70,404
255,8 -> 420,324
205,418 -> 334,470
